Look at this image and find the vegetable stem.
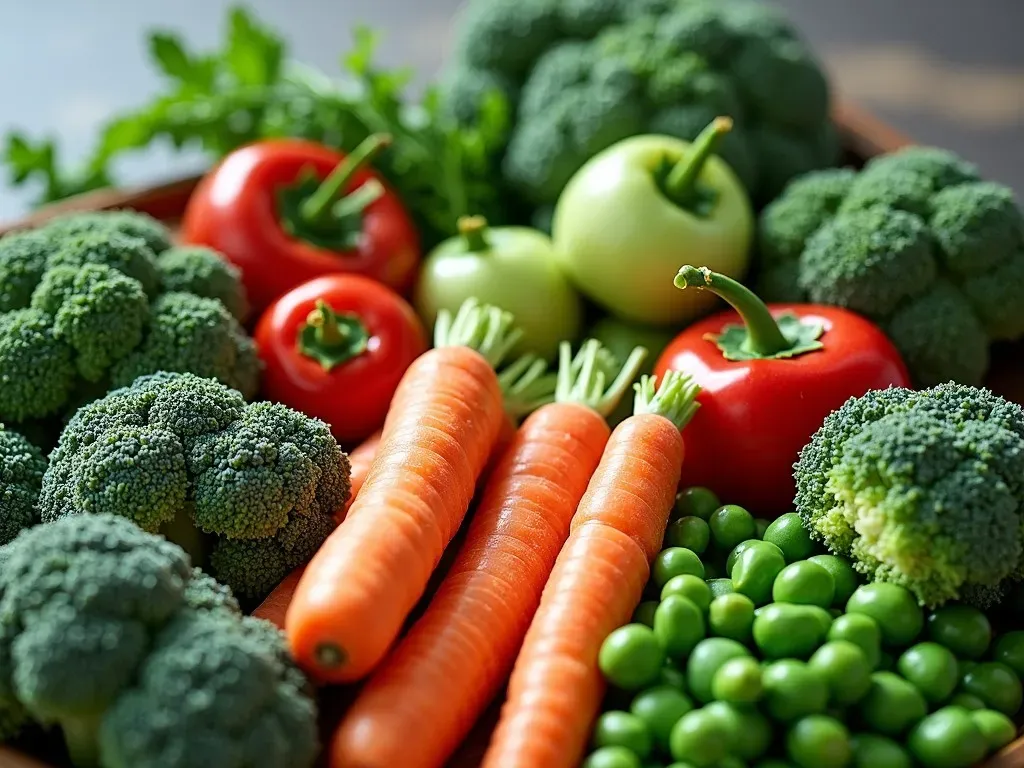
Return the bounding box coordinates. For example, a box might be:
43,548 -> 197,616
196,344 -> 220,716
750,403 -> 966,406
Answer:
458,215 -> 491,253
633,372 -> 701,430
497,354 -> 557,420
61,714 -> 103,768
674,265 -> 790,356
663,117 -> 732,202
434,298 -> 523,369
298,300 -> 370,371
300,133 -> 392,223
556,339 -> 647,417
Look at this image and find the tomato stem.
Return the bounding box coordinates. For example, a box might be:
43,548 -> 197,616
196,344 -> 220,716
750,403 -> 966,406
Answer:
458,215 -> 491,252
674,265 -> 790,356
300,133 -> 392,224
662,117 -> 731,206
298,300 -> 370,371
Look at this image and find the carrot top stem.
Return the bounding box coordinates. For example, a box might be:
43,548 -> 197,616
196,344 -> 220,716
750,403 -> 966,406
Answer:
498,354 -> 558,420
556,339 -> 647,417
434,298 -> 524,368
633,371 -> 702,430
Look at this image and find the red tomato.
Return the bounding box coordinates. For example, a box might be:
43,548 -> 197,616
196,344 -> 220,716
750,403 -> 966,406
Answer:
256,275 -> 427,444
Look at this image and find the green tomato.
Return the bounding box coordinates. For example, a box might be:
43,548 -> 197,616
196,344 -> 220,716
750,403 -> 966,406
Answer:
772,561 -> 836,608
850,733 -> 913,768
631,686 -> 695,752
583,746 -> 644,768
926,605 -> 992,660
712,656 -> 763,704
708,592 -> 756,643
600,624 -> 666,690
665,516 -> 711,555
807,555 -> 859,606
762,513 -> 815,562
993,631 -> 1024,679
828,614 -> 882,669
593,711 -> 653,759
654,548 -> 706,588
907,707 -> 988,768
785,715 -> 851,768
960,662 -> 1024,716
859,671 -> 928,736
661,575 -> 712,612
709,505 -> 757,552
674,487 -> 721,521
761,660 -> 830,722
808,640 -> 873,706
896,642 -> 959,704
654,596 -> 707,659
971,708 -> 1018,751
845,583 -> 923,648
686,637 -> 751,703
753,603 -> 830,659
414,219 -> 582,360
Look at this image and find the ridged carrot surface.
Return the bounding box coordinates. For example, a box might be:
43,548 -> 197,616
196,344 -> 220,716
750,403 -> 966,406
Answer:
337,428 -> 382,521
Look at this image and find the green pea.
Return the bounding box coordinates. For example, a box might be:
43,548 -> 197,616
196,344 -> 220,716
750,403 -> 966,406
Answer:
753,603 -> 829,659
786,715 -> 851,768
754,761 -> 798,768
665,516 -> 711,554
726,539 -> 769,573
583,746 -> 643,768
949,692 -> 986,710
828,613 -> 882,669
845,583 -> 923,648
709,505 -> 757,551
897,642 -> 959,704
659,664 -> 688,693
927,605 -> 993,660
762,660 -> 829,722
807,555 -> 859,606
712,656 -> 763,704
593,711 -> 653,758
686,637 -> 751,704
631,686 -> 694,753
654,596 -> 706,659
762,513 -> 816,563
908,706 -> 988,768
704,701 -> 772,761
808,640 -> 872,706
632,600 -> 659,628
599,624 -> 666,690
960,661 -> 1024,716
674,487 -> 720,521
754,518 -> 771,539
708,592 -> 756,643
772,560 -> 836,608
859,671 -> 927,736
850,733 -> 913,768
661,575 -> 712,612
653,548 -> 705,588
971,708 -> 1018,751
993,631 -> 1024,678
669,707 -> 730,766
701,583 -> 728,604
731,543 -> 787,606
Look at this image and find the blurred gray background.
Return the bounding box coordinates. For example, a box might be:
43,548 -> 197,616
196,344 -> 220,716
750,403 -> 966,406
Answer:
1,0 -> 1022,223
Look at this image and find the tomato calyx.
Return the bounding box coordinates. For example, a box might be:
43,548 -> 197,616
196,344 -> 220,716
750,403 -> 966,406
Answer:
674,265 -> 825,362
654,117 -> 732,218
277,133 -> 392,251
297,299 -> 370,371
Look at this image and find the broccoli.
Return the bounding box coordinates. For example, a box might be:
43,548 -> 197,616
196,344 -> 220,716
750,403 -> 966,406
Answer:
443,0 -> 837,210
794,382 -> 1024,608
0,513 -> 319,767
38,371 -> 350,604
758,147 -> 1024,386
0,424 -> 45,546
0,211 -> 259,425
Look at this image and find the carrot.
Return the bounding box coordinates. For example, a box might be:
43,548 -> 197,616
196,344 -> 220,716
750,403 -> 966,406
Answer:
480,371 -> 702,768
338,428 -> 382,521
285,299 -> 528,683
329,340 -> 647,768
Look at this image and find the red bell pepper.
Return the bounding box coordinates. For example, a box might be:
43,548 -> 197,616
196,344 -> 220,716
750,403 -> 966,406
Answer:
181,134 -> 420,314
255,274 -> 427,445
653,265 -> 911,518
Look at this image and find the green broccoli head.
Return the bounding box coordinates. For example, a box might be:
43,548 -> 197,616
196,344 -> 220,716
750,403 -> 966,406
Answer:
38,372 -> 349,604
795,382 -> 1024,608
0,513 -> 318,767
45,231 -> 161,299
43,210 -> 174,256
0,230 -> 52,312
0,424 -> 46,545
443,0 -> 836,209
157,246 -> 250,323
757,146 -> 1024,386
0,309 -> 77,423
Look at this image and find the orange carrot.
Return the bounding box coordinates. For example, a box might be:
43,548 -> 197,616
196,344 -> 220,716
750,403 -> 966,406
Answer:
329,340 -> 647,768
339,429 -> 382,520
285,299 -> 524,683
481,371 -> 701,768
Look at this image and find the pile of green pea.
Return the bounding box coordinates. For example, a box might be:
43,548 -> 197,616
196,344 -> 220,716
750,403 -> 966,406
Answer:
586,488 -> 1024,768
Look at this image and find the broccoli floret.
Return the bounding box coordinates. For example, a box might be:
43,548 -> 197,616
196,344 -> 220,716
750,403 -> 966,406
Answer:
45,231 -> 160,298
0,513 -> 318,767
757,145 -> 1024,386
39,372 -> 349,604
157,246 -> 250,322
0,231 -> 52,311
44,210 -> 174,256
31,263 -> 150,382
444,0 -> 836,209
795,382 -> 1024,608
110,292 -> 260,400
0,309 -> 77,423
0,424 -> 46,545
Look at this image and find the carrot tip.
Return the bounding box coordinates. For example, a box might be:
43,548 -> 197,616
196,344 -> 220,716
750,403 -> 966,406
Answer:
314,642 -> 348,670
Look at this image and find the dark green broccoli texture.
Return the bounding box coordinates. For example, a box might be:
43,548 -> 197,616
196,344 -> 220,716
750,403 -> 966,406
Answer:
442,0 -> 837,210
0,211 -> 259,426
38,371 -> 351,603
758,147 -> 1024,387
0,513 -> 320,767
0,423 -> 46,546
795,382 -> 1024,609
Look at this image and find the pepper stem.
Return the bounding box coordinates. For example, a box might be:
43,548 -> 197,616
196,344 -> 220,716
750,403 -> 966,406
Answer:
674,265 -> 790,356
458,215 -> 491,252
633,372 -> 701,431
663,117 -> 732,202
300,133 -> 392,224
297,300 -> 370,371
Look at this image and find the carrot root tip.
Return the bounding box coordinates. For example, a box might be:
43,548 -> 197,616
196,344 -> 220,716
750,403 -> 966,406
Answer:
314,642 -> 347,670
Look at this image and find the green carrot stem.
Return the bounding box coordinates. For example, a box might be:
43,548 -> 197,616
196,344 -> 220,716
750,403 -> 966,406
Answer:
633,372 -> 702,430
555,339 -> 648,418
433,298 -> 524,369
498,354 -> 558,420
